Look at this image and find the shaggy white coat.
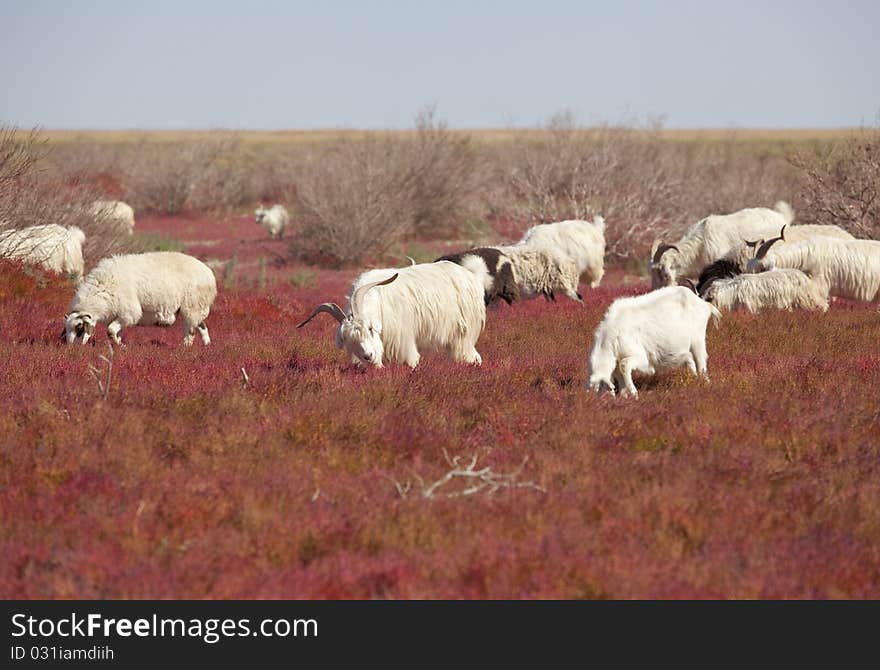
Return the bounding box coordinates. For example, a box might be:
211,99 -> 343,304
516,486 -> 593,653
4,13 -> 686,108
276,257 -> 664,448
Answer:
747,238 -> 880,302
518,216 -> 606,287
65,251 -> 217,346
703,269 -> 830,313
497,247 -> 581,302
255,204 -> 290,238
650,201 -> 795,288
722,223 -> 854,271
310,261 -> 486,368
0,224 -> 85,279
91,200 -> 136,235
588,286 -> 721,397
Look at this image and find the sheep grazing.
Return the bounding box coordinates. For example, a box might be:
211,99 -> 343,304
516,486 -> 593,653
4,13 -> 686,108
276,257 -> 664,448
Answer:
90,200 -> 135,235
488,216 -> 606,304
254,203 -> 290,239
701,269 -> 830,313
435,247 -> 519,305
64,252 -> 217,346
516,216 -> 606,287
0,224 -> 85,279
748,232 -> 880,303
649,201 -> 795,289
298,261 -> 486,368
587,286 -> 721,397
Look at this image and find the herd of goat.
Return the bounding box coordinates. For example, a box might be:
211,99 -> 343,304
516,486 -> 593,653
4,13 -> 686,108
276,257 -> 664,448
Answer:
2,198 -> 877,397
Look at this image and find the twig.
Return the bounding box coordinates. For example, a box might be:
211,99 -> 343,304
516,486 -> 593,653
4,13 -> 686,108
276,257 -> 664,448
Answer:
87,342 -> 114,400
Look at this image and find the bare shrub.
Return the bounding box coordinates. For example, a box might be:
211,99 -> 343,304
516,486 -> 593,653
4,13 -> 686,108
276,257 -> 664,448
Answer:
0,124 -> 132,268
292,110 -> 481,266
788,124 -> 880,237
503,112 -> 684,262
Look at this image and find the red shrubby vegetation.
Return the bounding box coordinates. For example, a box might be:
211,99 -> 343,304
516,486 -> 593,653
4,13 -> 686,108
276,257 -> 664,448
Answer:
2,234 -> 879,597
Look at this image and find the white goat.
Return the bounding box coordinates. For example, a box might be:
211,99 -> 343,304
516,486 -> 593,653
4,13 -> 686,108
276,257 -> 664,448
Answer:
254,203 -> 290,239
717,223 -> 853,272
64,252 -> 217,346
298,261 -> 486,368
587,286 -> 721,397
493,216 -> 606,303
0,224 -> 85,279
518,216 -> 606,287
701,269 -> 830,313
650,201 -> 795,288
90,200 -> 135,235
748,234 -> 880,303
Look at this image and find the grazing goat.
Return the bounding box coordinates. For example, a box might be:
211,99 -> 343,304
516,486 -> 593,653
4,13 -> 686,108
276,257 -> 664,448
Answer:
435,247 -> 519,305
701,269 -> 830,313
587,286 -> 721,397
64,252 -> 217,346
0,224 -> 85,279
649,201 -> 795,289
254,203 -> 290,239
298,261 -> 486,368
748,233 -> 880,303
91,200 -> 136,235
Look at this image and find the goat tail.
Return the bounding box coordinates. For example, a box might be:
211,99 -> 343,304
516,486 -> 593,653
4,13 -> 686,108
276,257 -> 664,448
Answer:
774,201 -> 795,226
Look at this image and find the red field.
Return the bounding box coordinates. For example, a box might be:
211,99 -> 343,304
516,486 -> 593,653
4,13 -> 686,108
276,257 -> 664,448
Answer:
1,214 -> 879,599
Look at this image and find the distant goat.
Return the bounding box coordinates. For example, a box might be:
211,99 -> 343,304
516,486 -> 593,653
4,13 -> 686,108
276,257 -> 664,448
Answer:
91,200 -> 136,235
587,286 -> 721,397
0,224 -> 85,280
254,203 -> 290,239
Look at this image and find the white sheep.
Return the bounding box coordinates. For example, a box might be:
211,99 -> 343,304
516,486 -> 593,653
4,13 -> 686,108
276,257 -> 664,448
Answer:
587,286 -> 721,397
90,200 -> 136,235
0,224 -> 85,279
701,269 -> 830,313
254,203 -> 290,239
64,252 -> 217,346
490,215 -> 606,304
298,261 -> 486,368
649,201 -> 795,288
517,216 -> 606,287
747,234 -> 880,303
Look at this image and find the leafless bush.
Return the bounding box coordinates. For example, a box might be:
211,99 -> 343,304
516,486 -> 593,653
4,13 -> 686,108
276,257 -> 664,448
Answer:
0,124 -> 132,268
292,110 -> 481,266
788,124 -> 880,237
503,112 -> 685,261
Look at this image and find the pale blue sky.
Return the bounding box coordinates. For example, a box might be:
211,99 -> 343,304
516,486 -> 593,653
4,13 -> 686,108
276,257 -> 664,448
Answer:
1,0 -> 878,129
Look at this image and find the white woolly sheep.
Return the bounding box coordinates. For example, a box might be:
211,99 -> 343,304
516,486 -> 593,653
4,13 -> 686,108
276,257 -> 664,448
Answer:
254,203 -> 290,239
701,269 -> 830,313
64,252 -> 217,346
298,261 -> 486,368
499,247 -> 582,302
90,200 -> 135,235
435,247 -> 519,305
650,201 -> 795,289
747,233 -> 880,303
517,216 -> 606,287
0,224 -> 85,279
587,286 -> 721,397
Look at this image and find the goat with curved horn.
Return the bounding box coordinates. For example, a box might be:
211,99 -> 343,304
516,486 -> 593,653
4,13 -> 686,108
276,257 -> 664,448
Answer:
755,226 -> 787,260
351,273 -> 398,318
652,243 -> 679,264
297,303 -> 346,328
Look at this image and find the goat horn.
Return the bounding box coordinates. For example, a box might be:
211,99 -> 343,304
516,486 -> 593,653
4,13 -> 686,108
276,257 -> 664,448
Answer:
652,243 -> 678,264
744,238 -> 761,248
297,303 -> 346,328
351,273 -> 398,318
755,228 -> 786,260
405,256 -> 417,266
